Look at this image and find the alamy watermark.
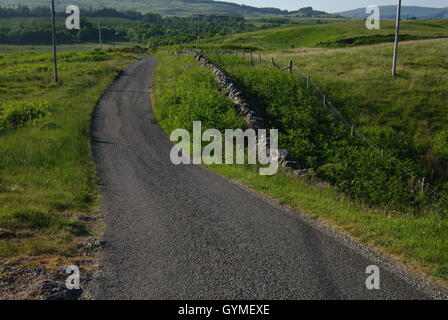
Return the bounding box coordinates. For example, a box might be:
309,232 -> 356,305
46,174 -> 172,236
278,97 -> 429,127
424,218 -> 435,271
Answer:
65,5 -> 80,30
365,265 -> 380,290
366,5 -> 380,30
170,121 -> 280,176
65,265 -> 80,290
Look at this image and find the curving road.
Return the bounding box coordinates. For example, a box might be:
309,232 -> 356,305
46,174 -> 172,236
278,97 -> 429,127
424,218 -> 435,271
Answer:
91,57 -> 436,300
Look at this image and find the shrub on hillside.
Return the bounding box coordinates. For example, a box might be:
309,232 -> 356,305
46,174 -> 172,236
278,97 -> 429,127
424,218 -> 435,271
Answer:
0,101 -> 59,131
320,143 -> 424,210
213,56 -> 432,212
222,65 -> 347,168
359,126 -> 416,159
323,126 -> 423,209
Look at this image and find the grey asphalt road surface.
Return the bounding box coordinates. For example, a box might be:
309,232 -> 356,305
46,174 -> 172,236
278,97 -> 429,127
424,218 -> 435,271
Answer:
92,57 -> 437,300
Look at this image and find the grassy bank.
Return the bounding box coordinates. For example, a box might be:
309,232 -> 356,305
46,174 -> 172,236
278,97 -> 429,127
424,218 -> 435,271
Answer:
270,39 -> 448,135
152,53 -> 448,285
209,53 -> 446,213
266,39 -> 448,184
0,50 -> 137,258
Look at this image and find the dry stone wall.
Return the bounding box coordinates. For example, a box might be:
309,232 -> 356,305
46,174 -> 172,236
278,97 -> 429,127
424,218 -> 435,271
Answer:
175,50 -> 303,172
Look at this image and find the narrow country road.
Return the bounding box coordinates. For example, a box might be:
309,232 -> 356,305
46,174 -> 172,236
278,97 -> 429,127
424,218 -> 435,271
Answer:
91,57 -> 434,300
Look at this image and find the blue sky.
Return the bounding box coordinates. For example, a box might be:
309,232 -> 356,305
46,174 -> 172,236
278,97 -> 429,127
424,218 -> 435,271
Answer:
221,1 -> 448,13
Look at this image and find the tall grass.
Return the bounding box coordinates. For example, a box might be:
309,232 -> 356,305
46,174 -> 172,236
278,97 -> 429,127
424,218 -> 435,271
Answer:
0,50 -> 137,257
269,39 -> 448,187
155,56 -> 245,134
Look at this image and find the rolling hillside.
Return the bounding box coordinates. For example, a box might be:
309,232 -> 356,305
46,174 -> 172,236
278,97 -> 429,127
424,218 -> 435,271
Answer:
339,6 -> 448,19
202,19 -> 448,49
0,0 -> 288,16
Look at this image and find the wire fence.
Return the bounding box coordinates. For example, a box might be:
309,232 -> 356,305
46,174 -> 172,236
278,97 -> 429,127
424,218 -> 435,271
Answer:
196,49 -> 448,206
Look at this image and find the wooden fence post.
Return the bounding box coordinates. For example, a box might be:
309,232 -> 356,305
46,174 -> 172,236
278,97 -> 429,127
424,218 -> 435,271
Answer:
259,53 -> 262,66
288,60 -> 293,73
271,57 -> 275,68
306,75 -> 310,88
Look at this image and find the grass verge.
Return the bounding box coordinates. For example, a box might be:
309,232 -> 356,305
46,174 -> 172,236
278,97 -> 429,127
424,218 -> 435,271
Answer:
0,50 -> 138,259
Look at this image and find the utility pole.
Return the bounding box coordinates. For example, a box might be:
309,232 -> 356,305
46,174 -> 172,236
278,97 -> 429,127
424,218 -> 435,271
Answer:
198,15 -> 200,51
392,0 -> 402,77
98,21 -> 102,50
51,0 -> 58,83
113,32 -> 118,50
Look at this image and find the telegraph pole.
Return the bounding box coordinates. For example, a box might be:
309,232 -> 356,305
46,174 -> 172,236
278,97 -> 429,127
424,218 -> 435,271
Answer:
113,32 -> 118,50
197,15 -> 200,51
51,0 -> 58,83
392,0 -> 402,77
98,21 -> 102,50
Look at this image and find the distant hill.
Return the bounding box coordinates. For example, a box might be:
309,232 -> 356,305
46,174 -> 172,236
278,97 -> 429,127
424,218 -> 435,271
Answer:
338,6 -> 448,19
0,0 -> 289,16
289,6 -> 341,18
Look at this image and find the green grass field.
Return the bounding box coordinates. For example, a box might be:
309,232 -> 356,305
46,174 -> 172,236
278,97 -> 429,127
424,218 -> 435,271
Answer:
0,50 -> 137,258
203,19 -> 448,50
270,39 -> 448,135
266,39 -> 448,185
245,17 -> 344,28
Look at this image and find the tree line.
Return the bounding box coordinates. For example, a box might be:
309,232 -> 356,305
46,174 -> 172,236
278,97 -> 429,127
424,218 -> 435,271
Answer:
0,5 -> 159,20
0,6 -> 256,46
